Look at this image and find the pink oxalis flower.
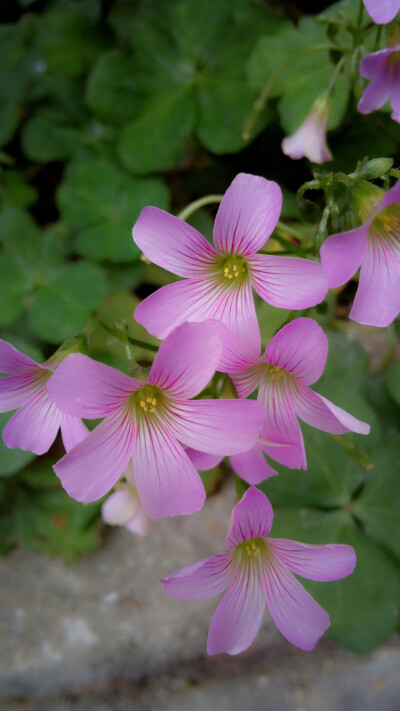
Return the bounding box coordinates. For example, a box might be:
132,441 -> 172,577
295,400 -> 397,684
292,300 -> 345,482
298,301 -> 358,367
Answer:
102,464 -> 150,536
0,339 -> 87,455
320,179 -> 400,326
357,39 -> 400,123
132,173 -> 327,353
162,486 -> 356,655
48,322 -> 265,519
281,94 -> 333,164
206,318 -> 369,483
363,0 -> 400,24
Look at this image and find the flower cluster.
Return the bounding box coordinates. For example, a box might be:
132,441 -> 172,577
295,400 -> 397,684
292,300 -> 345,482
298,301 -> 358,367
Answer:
2,171 -> 389,655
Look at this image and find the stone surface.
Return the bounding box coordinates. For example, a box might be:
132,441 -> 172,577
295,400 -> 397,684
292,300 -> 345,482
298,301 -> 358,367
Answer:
1,483 -> 399,710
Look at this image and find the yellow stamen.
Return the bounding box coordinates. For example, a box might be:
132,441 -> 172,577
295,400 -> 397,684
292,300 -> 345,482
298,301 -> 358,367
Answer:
269,365 -> 284,380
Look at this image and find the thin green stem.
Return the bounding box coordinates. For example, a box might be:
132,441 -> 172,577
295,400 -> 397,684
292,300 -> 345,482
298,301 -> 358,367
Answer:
382,323 -> 396,369
276,220 -> 307,241
243,44 -> 350,141
374,24 -> 382,51
100,321 -> 158,353
177,195 -> 223,221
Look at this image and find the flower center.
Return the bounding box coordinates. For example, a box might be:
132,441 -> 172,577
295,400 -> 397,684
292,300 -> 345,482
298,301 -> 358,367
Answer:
370,205 -> 400,246
268,365 -> 284,381
131,385 -> 163,418
220,254 -> 248,282
235,537 -> 267,565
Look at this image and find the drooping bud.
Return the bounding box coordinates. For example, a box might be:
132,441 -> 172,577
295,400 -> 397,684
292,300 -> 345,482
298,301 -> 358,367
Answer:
282,94 -> 333,165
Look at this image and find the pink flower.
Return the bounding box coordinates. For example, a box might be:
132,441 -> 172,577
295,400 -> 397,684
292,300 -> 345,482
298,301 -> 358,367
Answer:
363,0 -> 400,24
357,42 -> 400,123
281,95 -> 333,164
102,464 -> 150,536
132,173 -> 327,353
320,179 -> 400,326
207,318 -> 369,481
48,322 -> 265,519
162,487 -> 356,654
0,339 -> 87,455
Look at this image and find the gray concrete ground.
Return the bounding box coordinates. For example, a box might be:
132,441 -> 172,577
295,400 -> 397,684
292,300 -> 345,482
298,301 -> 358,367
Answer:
1,484 -> 399,710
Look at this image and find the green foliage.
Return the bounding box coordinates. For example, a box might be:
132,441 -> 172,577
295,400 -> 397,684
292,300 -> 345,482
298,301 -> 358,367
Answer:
259,331 -> 400,652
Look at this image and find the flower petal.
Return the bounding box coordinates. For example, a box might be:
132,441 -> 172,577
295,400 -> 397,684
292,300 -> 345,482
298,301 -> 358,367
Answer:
53,410 -> 135,502
362,0 -> 400,25
249,254 -> 327,309
60,414 -> 88,453
213,174 -> 282,256
294,386 -> 370,435
229,444 -> 277,485
185,447 -> 223,470
267,538 -> 356,581
132,206 -> 217,277
206,319 -> 262,370
2,389 -> 61,455
0,339 -> 41,374
132,419 -> 205,518
168,398 -> 265,456
264,318 -> 327,386
263,556 -> 330,650
231,365 -> 265,398
48,354 -> 143,419
161,553 -> 232,602
0,372 -> 45,412
258,377 -> 306,469
102,487 -> 140,526
149,322 -> 222,399
320,225 -> 368,288
207,561 -> 266,655
225,487 -> 274,549
350,233 -> 400,326
134,276 -> 226,340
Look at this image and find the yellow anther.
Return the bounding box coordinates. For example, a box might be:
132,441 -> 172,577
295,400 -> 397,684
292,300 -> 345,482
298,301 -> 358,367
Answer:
221,255 -> 248,281
140,400 -> 146,408
269,365 -> 284,380
152,398 -> 157,406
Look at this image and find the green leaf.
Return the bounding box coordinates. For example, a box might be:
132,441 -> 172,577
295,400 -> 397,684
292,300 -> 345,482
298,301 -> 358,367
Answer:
29,262 -> 109,344
352,442 -> 400,561
270,508 -> 400,653
0,255 -> 28,327
21,108 -> 84,162
260,425 -> 364,508
387,358 -> 400,407
0,412 -> 36,477
0,169 -> 37,208
57,154 -> 169,262
118,88 -> 196,174
85,50 -> 144,127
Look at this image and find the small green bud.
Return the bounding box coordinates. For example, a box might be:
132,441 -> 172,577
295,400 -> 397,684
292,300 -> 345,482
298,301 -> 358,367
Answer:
352,158 -> 394,180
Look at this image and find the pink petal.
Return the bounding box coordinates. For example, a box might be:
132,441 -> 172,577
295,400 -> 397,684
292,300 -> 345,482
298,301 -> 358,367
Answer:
267,538 -> 356,581
102,487 -> 140,526
213,174 -> 282,256
60,414 -> 89,453
225,487 -> 274,549
54,410 -> 135,502
168,398 -> 265,456
381,178 -> 400,211
206,319 -> 262,370
249,254 -> 328,309
263,556 -> 330,650
132,206 -> 217,277
185,447 -> 223,470
363,0 -> 400,24
0,339 -> 41,374
231,365 -> 265,398
134,276 -> 227,340
320,225 -> 368,288
132,419 -> 205,518
0,372 -> 45,412
125,507 -> 150,536
258,377 -> 306,469
149,322 -> 222,399
48,354 -> 144,419
229,444 -> 277,485
2,389 -> 61,455
161,553 -> 232,601
207,561 -> 266,655
264,318 -> 327,386
357,72 -> 393,114
294,385 -> 370,435
350,233 -> 400,326
211,280 -> 261,354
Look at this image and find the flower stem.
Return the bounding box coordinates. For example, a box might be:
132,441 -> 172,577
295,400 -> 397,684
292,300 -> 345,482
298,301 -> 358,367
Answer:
177,195 -> 223,221
100,321 -> 158,353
